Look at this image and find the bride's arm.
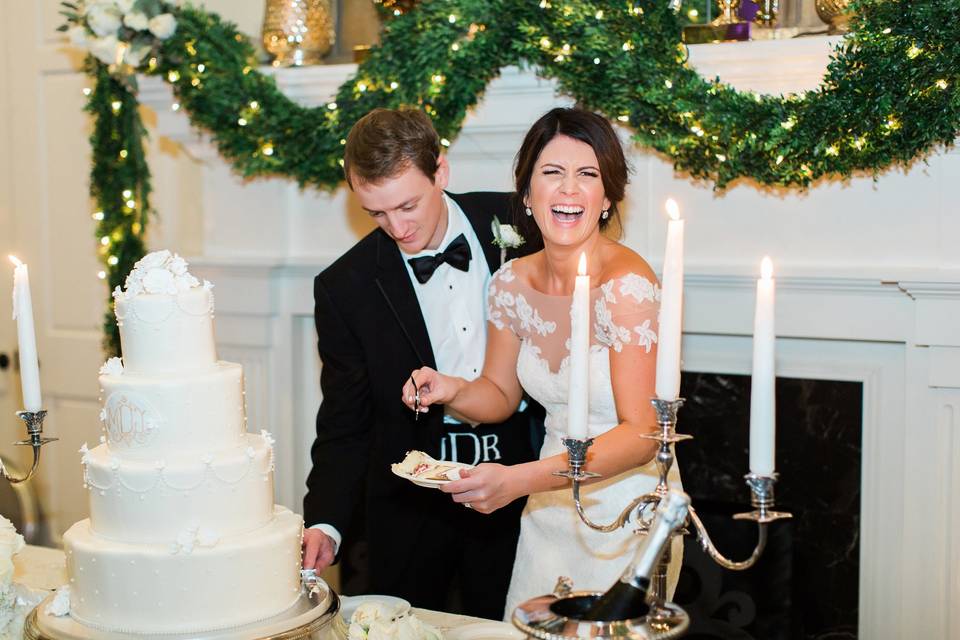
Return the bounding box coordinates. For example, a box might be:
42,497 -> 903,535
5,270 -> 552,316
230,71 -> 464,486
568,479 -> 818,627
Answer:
442,340 -> 660,513
401,321 -> 524,424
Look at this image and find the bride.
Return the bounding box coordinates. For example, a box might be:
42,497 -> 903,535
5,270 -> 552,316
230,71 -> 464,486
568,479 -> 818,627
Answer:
402,107 -> 681,617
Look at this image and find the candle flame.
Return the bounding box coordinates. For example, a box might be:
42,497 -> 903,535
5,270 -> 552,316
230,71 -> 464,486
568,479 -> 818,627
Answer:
761,256 -> 774,280
665,198 -> 680,221
8,255 -> 23,268
578,252 -> 587,276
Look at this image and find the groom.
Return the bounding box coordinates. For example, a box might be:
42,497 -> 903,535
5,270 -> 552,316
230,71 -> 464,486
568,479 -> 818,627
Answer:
302,108 -> 541,619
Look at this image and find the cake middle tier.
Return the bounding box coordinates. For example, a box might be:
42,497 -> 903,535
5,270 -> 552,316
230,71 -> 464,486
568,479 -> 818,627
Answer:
98,361 -> 245,457
83,432 -> 276,543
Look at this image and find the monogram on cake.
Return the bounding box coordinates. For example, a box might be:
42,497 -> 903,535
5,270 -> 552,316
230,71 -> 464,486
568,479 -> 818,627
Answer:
60,250 -> 304,634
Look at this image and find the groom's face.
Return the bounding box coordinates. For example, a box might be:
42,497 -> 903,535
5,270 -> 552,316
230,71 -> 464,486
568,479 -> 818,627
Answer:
353,157 -> 450,254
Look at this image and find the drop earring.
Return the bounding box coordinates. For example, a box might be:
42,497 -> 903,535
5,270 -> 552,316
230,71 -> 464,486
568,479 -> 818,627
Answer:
525,207 -> 533,216
601,209 -> 609,220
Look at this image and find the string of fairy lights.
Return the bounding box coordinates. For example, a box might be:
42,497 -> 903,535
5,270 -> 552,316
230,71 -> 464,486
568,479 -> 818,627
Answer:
65,0 -> 959,354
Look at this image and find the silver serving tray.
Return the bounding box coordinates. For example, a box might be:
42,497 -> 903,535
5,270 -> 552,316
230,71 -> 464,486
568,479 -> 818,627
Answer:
24,587 -> 348,640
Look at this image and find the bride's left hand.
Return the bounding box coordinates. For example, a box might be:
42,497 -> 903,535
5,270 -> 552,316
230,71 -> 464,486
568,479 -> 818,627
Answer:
441,464 -> 518,514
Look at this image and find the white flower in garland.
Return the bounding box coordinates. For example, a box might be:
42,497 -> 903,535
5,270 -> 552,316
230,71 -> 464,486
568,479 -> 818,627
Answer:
85,4 -> 122,37
148,13 -> 177,40
123,12 -> 149,32
88,33 -> 121,65
60,0 -> 177,74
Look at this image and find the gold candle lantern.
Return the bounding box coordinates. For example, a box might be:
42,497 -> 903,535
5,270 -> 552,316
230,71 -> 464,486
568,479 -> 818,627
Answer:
262,0 -> 335,67
816,0 -> 854,34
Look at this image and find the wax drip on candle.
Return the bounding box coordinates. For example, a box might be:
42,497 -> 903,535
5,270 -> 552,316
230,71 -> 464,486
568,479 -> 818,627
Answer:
9,255 -> 22,320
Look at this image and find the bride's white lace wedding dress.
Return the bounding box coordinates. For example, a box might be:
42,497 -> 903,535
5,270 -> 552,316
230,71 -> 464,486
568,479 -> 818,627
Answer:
488,260 -> 682,619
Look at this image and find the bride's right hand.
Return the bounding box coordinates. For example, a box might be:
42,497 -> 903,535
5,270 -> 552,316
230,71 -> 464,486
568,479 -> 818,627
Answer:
401,367 -> 463,414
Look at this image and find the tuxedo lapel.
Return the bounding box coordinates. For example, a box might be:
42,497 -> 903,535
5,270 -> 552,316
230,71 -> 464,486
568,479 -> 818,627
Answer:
374,231 -> 436,369
453,193 -> 501,275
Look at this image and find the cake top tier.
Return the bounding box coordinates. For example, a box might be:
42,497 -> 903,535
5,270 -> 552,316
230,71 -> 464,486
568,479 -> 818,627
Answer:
114,251 -> 218,375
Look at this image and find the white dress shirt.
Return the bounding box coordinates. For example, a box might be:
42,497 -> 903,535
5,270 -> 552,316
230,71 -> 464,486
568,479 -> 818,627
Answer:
312,194 -> 492,553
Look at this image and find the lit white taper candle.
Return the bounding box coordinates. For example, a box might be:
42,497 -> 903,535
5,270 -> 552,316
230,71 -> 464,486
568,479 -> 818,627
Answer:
655,199 -> 684,400
749,256 -> 776,475
567,252 -> 590,440
9,256 -> 42,412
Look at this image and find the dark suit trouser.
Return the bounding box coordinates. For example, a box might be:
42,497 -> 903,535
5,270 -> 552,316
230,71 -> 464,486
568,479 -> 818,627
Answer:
369,495 -> 525,620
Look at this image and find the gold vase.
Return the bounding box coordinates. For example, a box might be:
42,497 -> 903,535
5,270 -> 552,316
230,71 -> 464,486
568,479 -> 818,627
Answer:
815,0 -> 853,34
262,0 -> 335,67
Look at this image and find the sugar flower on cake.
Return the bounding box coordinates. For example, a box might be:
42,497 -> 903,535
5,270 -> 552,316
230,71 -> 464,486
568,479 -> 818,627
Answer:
45,586 -> 71,617
99,357 -> 124,377
117,250 -> 203,300
260,430 -> 276,447
142,266 -> 178,295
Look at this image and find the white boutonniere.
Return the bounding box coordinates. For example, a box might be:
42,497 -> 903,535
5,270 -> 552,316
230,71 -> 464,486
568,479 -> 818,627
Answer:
492,219 -> 524,265
491,219 -> 525,250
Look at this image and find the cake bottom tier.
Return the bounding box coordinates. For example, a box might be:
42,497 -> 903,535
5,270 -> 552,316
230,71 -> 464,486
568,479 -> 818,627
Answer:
63,506 -> 303,634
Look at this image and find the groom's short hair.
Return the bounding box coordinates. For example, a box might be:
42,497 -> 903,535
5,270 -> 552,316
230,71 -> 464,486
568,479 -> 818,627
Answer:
343,108 -> 441,189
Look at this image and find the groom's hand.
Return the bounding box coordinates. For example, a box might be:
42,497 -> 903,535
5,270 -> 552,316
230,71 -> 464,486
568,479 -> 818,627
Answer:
441,464 -> 517,514
302,528 -> 336,571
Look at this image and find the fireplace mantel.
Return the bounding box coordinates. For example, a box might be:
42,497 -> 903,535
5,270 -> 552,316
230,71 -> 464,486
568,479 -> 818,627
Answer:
137,35 -> 960,640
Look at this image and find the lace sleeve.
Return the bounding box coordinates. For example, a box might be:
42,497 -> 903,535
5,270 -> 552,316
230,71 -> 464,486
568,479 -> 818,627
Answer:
594,273 -> 661,353
487,261 -> 520,334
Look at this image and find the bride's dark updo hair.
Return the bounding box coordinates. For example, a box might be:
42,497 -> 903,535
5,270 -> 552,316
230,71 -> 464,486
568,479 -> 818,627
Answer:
511,107 -> 629,251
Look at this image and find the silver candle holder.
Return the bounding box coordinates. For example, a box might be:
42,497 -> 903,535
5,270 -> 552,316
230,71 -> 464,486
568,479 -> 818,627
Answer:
547,397 -> 792,637
2,410 -> 56,484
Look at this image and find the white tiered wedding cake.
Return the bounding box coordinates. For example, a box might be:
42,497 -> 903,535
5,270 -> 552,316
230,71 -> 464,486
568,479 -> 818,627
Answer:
61,251 -> 304,634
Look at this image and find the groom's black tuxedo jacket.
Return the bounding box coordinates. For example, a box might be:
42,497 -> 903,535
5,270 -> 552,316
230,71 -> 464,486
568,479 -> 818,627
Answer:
304,191 -> 541,611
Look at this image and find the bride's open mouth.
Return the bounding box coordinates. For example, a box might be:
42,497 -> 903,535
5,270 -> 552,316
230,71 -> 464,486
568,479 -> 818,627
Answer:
551,204 -> 584,225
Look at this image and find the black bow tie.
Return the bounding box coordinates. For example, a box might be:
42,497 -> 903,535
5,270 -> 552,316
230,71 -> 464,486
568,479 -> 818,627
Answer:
407,234 -> 472,284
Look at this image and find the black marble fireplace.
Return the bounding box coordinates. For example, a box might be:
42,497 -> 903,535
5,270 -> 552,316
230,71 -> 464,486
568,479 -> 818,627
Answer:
673,372 -> 862,640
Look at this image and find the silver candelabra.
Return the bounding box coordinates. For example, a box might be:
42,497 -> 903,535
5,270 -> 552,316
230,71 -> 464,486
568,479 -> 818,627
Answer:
2,410 -> 56,484
554,397 -> 792,635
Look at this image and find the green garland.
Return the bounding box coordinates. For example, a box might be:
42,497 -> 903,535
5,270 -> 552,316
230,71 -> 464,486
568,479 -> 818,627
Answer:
64,0 -> 960,354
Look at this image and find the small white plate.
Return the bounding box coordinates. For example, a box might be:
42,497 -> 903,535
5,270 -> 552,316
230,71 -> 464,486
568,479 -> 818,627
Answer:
391,461 -> 474,488
340,594 -> 411,623
445,621 -> 525,639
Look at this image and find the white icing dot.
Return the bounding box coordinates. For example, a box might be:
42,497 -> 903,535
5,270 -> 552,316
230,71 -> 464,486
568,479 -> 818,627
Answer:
139,495 -> 145,501
129,560 -> 135,565
99,490 -> 106,496
95,589 -> 99,594
91,558 -> 96,562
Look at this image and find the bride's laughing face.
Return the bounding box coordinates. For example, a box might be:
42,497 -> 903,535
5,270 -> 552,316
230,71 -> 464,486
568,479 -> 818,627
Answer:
525,134 -> 611,249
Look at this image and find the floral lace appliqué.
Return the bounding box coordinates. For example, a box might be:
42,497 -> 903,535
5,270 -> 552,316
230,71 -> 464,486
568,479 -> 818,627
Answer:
594,296 -> 632,352
618,273 -> 660,304
633,319 -> 658,353
516,294 -> 557,337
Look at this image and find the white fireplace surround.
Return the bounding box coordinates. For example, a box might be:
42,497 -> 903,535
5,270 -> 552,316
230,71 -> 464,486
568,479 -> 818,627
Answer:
136,37 -> 960,639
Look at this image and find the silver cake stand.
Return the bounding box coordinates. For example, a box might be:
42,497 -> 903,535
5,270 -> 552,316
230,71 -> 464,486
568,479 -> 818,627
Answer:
24,586 -> 347,640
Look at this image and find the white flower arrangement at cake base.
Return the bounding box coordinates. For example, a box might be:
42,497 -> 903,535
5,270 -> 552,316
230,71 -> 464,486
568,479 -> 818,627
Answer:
347,602 -> 441,640
0,517 -> 45,640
